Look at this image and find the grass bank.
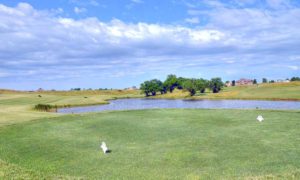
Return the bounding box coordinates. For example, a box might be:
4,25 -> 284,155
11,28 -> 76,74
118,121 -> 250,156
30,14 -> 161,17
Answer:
0,89 -> 142,127
0,109 -> 300,179
153,82 -> 300,101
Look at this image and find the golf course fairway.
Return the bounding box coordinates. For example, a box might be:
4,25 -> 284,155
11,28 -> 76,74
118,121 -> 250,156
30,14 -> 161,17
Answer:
1,109 -> 300,179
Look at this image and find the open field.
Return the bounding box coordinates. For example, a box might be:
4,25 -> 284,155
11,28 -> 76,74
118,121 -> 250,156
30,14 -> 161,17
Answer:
155,82 -> 300,101
1,109 -> 300,179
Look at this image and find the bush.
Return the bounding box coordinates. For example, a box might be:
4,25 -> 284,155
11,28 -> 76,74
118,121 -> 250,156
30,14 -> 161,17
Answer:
34,104 -> 57,112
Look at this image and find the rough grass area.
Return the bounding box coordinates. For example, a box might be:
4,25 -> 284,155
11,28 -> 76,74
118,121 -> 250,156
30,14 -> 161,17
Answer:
0,109 -> 300,179
155,82 -> 300,101
0,90 -> 142,127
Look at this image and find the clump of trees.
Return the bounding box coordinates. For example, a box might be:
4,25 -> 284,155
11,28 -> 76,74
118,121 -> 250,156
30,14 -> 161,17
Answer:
291,77 -> 300,81
140,75 -> 224,97
140,79 -> 165,96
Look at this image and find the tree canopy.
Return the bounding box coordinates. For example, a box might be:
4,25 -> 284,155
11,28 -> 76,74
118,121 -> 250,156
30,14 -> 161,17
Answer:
140,75 -> 223,96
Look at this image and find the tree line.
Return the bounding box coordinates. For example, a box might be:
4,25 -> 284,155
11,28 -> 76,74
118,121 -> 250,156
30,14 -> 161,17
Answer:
140,74 -> 224,96
291,77 -> 300,81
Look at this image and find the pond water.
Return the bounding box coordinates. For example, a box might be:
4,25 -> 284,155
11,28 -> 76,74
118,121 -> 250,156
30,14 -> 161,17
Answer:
57,98 -> 300,114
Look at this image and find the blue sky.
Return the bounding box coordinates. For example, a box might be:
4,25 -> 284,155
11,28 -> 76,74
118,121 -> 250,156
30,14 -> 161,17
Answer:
0,0 -> 300,90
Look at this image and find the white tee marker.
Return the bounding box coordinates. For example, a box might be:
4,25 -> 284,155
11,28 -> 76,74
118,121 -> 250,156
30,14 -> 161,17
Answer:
100,142 -> 109,154
257,115 -> 264,122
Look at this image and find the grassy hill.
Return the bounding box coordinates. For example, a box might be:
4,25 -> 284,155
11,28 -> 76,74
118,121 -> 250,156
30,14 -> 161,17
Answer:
0,89 -> 142,127
154,82 -> 300,101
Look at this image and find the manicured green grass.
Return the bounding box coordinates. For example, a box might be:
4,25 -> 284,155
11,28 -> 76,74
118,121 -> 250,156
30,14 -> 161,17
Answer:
1,109 -> 300,179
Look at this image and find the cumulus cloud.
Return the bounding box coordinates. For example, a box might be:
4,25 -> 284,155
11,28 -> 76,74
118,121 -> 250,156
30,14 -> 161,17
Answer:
0,2 -> 300,89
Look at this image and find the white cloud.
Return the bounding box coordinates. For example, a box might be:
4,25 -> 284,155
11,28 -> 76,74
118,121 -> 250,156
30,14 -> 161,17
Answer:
69,0 -> 99,7
131,0 -> 144,4
0,2 -> 300,89
185,17 -> 200,24
74,7 -> 86,14
266,0 -> 291,9
287,66 -> 299,70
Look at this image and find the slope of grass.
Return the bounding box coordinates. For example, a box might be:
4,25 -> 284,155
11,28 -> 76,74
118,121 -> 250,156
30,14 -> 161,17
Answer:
154,82 -> 300,101
0,109 -> 300,179
0,90 -> 142,127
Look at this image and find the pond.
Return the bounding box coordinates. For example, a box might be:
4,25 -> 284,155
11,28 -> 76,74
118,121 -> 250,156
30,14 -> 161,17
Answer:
57,98 -> 300,114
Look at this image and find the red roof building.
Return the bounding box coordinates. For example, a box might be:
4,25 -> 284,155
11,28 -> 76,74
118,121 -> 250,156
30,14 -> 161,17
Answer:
236,78 -> 253,86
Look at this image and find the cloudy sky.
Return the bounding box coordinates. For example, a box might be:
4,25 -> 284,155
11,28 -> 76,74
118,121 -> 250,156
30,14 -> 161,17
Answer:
0,0 -> 300,90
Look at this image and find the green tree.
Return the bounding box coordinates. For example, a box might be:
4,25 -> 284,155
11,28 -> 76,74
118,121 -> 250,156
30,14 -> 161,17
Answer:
209,78 -> 224,93
195,79 -> 207,93
253,79 -> 257,84
183,79 -> 197,96
262,78 -> 268,83
140,81 -> 151,96
149,79 -> 162,96
232,80 -> 236,86
177,77 -> 187,89
164,74 -> 178,93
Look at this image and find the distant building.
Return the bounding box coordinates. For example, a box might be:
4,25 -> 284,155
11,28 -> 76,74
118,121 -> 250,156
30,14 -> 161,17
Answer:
131,86 -> 137,90
277,79 -> 290,83
225,81 -> 232,87
236,78 -> 253,86
36,88 -> 44,92
124,86 -> 138,90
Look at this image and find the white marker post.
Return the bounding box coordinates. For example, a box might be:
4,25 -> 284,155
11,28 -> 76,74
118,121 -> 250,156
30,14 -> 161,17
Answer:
100,142 -> 109,154
257,115 -> 264,122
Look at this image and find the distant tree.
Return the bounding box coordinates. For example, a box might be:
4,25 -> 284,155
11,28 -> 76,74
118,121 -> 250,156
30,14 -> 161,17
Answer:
158,80 -> 167,94
177,77 -> 187,89
231,80 -> 236,86
262,78 -> 268,83
151,79 -> 164,95
183,79 -> 197,96
140,81 -> 151,96
196,79 -> 208,93
140,79 -> 164,96
209,78 -> 224,93
269,80 -> 275,83
291,77 -> 300,81
253,79 -> 257,84
164,74 -> 178,93
148,80 -> 158,96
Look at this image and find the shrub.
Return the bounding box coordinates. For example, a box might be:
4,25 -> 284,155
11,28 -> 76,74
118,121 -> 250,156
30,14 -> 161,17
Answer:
34,104 -> 57,112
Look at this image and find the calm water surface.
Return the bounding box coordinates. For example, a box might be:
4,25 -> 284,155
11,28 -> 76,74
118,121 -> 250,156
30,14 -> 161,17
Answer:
58,98 -> 300,114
